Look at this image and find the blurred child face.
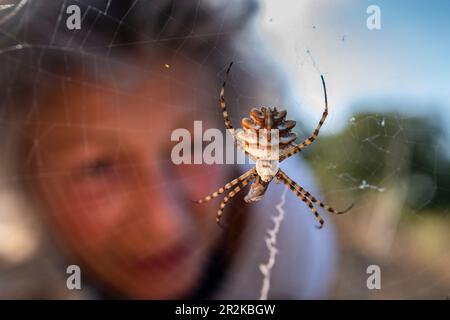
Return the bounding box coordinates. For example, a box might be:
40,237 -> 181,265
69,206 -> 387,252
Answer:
25,65 -> 225,298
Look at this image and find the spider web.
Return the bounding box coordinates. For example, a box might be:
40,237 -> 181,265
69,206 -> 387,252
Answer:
258,0 -> 450,299
0,0 -> 309,299
0,0 -> 449,300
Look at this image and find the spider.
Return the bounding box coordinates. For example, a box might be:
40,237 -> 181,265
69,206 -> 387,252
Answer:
194,62 -> 353,229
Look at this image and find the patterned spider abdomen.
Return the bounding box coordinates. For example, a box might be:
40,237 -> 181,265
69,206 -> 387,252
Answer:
237,106 -> 297,161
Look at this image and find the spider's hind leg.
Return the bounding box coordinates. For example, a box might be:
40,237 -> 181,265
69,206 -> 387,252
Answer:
220,62 -> 234,131
280,74 -> 329,162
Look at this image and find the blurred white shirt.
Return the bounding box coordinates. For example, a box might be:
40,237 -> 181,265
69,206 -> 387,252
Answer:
213,157 -> 338,299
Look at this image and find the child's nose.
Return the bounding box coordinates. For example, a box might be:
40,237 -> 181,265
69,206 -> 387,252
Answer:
129,170 -> 189,242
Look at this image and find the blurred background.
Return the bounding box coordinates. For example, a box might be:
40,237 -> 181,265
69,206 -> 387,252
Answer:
0,0 -> 449,299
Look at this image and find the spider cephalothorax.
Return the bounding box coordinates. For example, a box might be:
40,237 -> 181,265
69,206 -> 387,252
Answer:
195,62 -> 353,229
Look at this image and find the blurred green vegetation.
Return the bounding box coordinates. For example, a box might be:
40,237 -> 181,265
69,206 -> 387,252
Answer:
303,112 -> 450,214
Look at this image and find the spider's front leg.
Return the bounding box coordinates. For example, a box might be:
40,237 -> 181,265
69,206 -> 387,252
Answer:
278,169 -> 353,216
276,169 -> 353,229
276,171 -> 325,229
193,168 -> 255,204
216,173 -> 255,227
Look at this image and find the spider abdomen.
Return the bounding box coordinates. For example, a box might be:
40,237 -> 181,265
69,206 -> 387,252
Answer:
237,106 -> 298,160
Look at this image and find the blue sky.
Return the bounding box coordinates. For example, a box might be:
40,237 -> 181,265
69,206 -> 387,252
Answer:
258,0 -> 450,135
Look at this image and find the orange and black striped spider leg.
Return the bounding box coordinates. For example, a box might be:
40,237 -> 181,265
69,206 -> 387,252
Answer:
278,169 -> 353,215
220,62 -> 234,130
281,75 -> 329,161
193,168 -> 255,204
219,62 -> 256,162
276,171 -> 325,229
216,173 -> 255,228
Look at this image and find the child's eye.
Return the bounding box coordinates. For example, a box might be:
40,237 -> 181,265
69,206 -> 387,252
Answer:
84,158 -> 116,177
